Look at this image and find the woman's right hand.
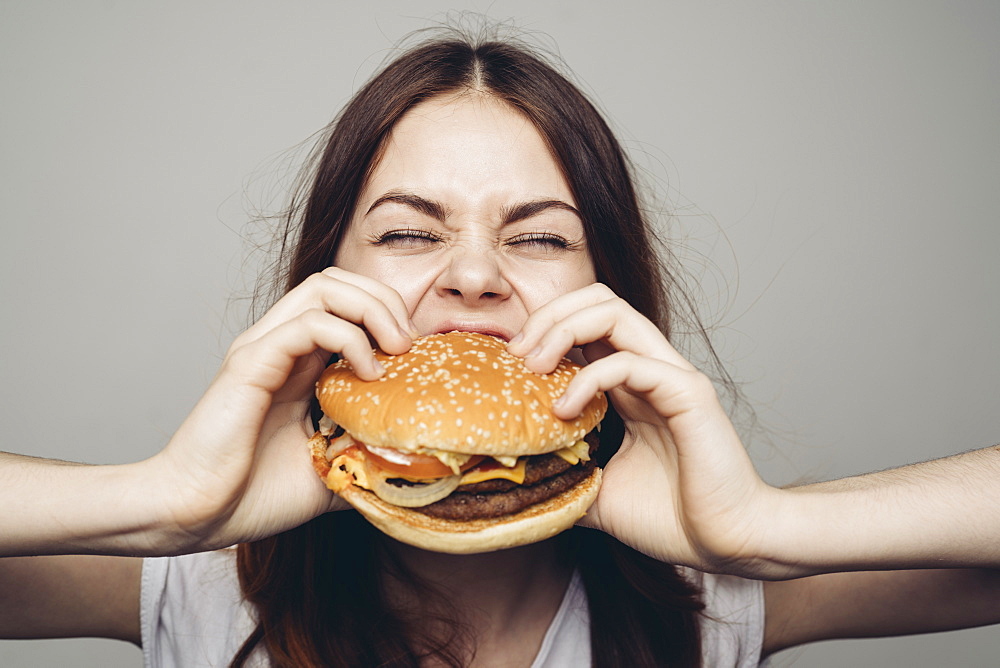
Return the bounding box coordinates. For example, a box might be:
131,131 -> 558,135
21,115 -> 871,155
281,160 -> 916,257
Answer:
137,267 -> 415,554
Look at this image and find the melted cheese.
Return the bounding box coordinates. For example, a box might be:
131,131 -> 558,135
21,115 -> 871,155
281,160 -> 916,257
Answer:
413,447 -> 476,475
328,440 -> 589,492
492,454 -> 519,468
327,448 -> 370,492
553,440 -> 590,465
458,458 -> 527,485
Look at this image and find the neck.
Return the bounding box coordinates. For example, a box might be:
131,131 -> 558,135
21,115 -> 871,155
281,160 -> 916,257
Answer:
383,537 -> 573,663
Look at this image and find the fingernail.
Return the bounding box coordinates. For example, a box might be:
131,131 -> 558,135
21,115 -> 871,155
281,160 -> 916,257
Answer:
372,357 -> 386,375
509,332 -> 524,345
526,345 -> 542,359
553,393 -> 567,409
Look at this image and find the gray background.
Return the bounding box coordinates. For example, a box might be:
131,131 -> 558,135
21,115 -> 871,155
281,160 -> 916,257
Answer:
1,1 -> 998,666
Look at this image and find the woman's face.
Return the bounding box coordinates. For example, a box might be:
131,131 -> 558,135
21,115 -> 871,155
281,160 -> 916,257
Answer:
334,93 -> 597,340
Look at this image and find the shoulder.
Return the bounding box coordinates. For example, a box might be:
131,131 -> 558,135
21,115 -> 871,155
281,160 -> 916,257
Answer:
683,568 -> 766,668
141,550 -> 261,668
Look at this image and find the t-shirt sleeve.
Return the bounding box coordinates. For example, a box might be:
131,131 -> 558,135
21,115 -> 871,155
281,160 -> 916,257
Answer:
688,570 -> 766,668
140,551 -> 260,668
140,556 -> 168,668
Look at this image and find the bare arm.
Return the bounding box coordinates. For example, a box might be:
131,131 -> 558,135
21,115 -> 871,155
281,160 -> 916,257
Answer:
0,555 -> 141,643
761,447 -> 1000,654
760,445 -> 1000,576
0,454 -> 147,641
0,452 -> 169,557
764,568 -> 1000,655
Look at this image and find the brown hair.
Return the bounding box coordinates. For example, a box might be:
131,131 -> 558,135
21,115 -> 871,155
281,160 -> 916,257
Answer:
235,32 -> 706,667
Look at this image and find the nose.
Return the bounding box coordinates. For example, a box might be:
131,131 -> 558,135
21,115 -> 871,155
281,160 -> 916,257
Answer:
435,247 -> 512,306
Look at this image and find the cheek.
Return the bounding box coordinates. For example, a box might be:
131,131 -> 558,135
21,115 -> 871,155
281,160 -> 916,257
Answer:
376,270 -> 424,304
358,257 -> 440,311
509,258 -> 597,311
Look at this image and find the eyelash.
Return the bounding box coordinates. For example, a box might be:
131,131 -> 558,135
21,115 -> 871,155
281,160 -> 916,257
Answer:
370,229 -> 575,250
371,228 -> 442,246
505,232 -> 572,250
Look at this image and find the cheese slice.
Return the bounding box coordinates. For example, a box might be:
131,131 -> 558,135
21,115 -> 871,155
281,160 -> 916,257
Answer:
329,442 -> 589,491
552,440 -> 590,466
330,448 -> 527,490
458,458 -> 527,485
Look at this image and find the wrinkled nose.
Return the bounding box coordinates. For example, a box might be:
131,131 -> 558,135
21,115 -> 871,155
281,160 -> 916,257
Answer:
435,247 -> 512,305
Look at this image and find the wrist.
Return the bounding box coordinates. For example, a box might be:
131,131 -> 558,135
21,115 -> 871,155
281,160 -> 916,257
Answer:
704,485 -> 820,581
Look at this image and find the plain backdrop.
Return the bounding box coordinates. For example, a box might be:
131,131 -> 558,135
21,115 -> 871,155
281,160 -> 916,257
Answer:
1,1 -> 998,666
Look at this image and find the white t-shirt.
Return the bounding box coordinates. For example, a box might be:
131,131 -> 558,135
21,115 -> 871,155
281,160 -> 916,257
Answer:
141,550 -> 765,667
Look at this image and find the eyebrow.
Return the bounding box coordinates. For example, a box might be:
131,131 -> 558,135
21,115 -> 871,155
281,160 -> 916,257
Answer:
366,190 -> 581,225
366,192 -> 449,221
499,199 -> 581,225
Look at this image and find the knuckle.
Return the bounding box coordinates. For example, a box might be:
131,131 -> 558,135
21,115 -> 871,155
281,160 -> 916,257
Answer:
299,306 -> 324,324
686,369 -> 717,397
321,266 -> 345,279
228,330 -> 253,352
221,341 -> 256,375
599,349 -> 637,368
551,321 -> 576,341
593,296 -> 627,318
617,349 -> 641,365
300,307 -> 338,331
300,271 -> 330,292
591,282 -> 617,299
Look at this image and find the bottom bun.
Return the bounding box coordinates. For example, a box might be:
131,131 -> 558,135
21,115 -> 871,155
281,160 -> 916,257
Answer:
338,467 -> 603,554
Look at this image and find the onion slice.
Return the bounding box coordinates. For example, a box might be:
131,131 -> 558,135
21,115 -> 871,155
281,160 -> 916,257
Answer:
368,472 -> 461,508
325,432 -> 356,461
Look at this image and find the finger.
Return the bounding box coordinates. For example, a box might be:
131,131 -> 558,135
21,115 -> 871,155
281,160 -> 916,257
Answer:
235,271 -> 413,356
226,309 -> 388,399
246,270 -> 412,347
552,351 -> 709,423
507,283 -> 615,355
528,300 -> 673,374
321,266 -> 417,335
510,286 -> 694,374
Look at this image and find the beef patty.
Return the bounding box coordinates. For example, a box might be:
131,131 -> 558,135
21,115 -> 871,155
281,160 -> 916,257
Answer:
412,431 -> 599,521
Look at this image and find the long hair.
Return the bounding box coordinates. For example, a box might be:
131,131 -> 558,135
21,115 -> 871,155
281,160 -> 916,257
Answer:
235,33 -> 706,667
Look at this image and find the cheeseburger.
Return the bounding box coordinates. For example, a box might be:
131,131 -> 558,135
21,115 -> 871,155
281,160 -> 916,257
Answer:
309,331 -> 607,554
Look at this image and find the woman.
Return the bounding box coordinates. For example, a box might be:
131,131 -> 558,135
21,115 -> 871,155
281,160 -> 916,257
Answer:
2,32 -> 999,668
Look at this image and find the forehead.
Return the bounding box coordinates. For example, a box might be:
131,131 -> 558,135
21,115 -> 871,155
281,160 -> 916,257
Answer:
361,93 -> 575,208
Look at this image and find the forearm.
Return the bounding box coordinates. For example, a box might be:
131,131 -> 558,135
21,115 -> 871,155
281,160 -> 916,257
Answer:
762,444 -> 1000,577
0,555 -> 141,641
0,452 -> 169,557
764,567 -> 1000,654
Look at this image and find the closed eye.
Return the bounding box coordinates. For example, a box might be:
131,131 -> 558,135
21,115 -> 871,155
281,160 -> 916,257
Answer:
505,232 -> 575,251
370,228 -> 443,249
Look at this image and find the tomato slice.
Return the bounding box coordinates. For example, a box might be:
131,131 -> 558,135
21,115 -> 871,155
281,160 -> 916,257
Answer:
361,443 -> 485,480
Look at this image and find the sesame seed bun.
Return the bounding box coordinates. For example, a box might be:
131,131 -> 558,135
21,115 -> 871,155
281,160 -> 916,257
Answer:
316,331 -> 607,456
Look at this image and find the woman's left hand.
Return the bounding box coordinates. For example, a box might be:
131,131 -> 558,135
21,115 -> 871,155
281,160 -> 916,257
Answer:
507,283 -> 786,578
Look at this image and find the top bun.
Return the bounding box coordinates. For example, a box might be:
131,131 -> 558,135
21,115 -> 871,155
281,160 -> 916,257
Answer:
316,331 -> 607,456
